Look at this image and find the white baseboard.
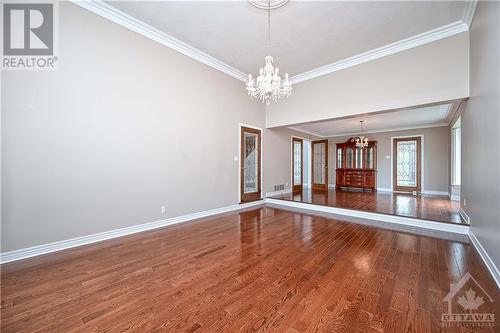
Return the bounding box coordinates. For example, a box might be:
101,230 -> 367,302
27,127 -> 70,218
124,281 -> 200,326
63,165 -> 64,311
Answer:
266,198 -> 469,235
265,189 -> 292,197
422,190 -> 450,196
0,200 -> 265,264
459,207 -> 470,224
376,188 -> 450,197
328,184 -> 336,189
468,229 -> 500,289
450,194 -> 460,201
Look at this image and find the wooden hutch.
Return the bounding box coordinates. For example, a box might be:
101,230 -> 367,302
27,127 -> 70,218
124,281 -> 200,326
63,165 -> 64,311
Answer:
335,138 -> 377,191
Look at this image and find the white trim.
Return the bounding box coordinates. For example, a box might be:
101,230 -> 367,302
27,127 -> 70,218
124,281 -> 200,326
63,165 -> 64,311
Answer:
265,189 -> 292,197
459,207 -> 470,225
290,123 -> 449,139
238,123 -> 264,203
468,229 -> 500,289
463,0 -> 478,28
377,187 -> 393,192
390,134 -> 425,193
69,0 -> 247,82
422,190 -> 449,196
288,126 -> 323,138
450,194 -> 460,202
266,198 -> 469,235
289,21 -> 468,84
0,200 -> 264,264
328,184 -> 336,189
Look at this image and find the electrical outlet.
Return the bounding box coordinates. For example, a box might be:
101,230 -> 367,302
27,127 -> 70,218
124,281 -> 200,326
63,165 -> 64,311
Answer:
161,206 -> 166,213
233,156 -> 238,161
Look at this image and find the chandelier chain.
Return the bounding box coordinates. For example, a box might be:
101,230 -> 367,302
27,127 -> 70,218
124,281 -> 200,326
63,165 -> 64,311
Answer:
268,0 -> 271,42
245,0 -> 292,105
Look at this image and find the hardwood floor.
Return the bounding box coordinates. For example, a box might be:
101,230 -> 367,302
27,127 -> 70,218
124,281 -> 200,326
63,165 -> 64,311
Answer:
273,188 -> 463,224
1,207 -> 497,332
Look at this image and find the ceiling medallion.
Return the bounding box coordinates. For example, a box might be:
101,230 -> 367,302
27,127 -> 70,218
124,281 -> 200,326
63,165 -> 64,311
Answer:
246,0 -> 292,106
355,121 -> 369,148
248,0 -> 289,10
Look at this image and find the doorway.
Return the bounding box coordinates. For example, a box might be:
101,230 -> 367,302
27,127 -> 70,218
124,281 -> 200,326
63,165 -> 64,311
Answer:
240,126 -> 262,203
393,136 -> 421,194
312,140 -> 328,191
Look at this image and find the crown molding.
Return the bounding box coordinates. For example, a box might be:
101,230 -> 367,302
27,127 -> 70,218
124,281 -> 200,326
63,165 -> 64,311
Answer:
70,0 -> 475,86
463,0 -> 478,28
288,126 -> 324,138
68,0 -> 248,82
289,21 -> 468,84
290,123 -> 449,139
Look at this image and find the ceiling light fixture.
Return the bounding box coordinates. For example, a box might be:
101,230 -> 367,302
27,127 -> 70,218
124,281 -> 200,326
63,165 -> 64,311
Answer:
355,121 -> 369,148
246,0 -> 292,106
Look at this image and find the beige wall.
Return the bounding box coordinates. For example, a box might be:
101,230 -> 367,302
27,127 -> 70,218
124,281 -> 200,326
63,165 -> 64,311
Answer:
266,32 -> 469,128
460,2 -> 500,268
1,3 -> 268,252
328,126 -> 450,192
263,128 -> 319,194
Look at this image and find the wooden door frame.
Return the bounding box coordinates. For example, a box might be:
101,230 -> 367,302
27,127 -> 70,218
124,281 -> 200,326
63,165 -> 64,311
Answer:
312,140 -> 328,191
239,124 -> 262,203
391,135 -> 423,194
291,137 -> 304,193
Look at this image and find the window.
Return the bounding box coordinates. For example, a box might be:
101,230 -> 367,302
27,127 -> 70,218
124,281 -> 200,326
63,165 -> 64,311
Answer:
451,117 -> 461,186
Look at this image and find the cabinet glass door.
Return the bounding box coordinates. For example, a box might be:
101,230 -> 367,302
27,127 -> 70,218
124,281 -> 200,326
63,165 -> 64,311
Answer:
355,147 -> 363,168
367,147 -> 374,169
337,147 -> 343,168
346,147 -> 354,168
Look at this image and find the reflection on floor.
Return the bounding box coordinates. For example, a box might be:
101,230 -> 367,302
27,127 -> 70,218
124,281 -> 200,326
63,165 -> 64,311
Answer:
272,188 -> 464,224
1,208 -> 497,332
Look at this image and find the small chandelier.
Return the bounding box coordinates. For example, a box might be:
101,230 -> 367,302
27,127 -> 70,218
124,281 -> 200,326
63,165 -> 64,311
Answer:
355,121 -> 369,148
246,0 -> 292,105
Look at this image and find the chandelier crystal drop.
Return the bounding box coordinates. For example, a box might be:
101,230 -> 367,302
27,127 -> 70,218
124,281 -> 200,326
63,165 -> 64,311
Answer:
355,121 -> 369,148
246,0 -> 292,105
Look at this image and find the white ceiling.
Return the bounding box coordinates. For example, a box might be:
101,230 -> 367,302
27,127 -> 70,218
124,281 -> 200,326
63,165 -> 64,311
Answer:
107,1 -> 468,76
290,104 -> 454,137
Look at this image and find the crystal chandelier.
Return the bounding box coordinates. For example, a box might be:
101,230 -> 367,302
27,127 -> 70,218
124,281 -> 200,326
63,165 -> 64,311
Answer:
246,0 -> 292,105
355,121 -> 369,148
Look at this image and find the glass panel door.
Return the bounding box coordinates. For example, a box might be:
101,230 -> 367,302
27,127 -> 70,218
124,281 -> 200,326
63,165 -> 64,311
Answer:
292,137 -> 303,193
240,126 -> 261,202
312,140 -> 328,191
393,137 -> 421,193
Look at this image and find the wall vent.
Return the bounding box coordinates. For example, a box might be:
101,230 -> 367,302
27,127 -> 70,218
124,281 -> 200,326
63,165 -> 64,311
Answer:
274,184 -> 285,191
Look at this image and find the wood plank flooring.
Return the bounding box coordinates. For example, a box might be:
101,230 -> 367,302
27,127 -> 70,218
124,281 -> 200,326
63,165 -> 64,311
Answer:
1,207 -> 497,332
273,188 -> 463,224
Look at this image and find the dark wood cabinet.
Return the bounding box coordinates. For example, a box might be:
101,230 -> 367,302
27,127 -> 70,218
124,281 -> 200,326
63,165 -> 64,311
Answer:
335,138 -> 377,191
